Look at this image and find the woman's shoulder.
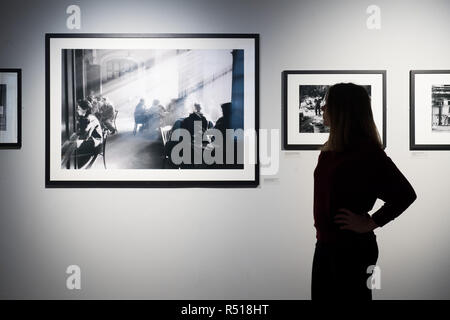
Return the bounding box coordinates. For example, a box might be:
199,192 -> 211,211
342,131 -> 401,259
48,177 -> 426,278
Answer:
349,137 -> 383,154
356,144 -> 391,170
318,138 -> 385,159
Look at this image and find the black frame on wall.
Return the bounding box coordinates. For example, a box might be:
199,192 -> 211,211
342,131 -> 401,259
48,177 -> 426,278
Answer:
282,70 -> 387,150
410,70 -> 450,150
0,68 -> 22,149
45,33 -> 260,188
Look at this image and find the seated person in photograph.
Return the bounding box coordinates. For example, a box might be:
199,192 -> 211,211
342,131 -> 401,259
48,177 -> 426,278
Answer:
213,102 -> 240,167
133,98 -> 148,135
98,97 -> 117,134
176,103 -> 209,167
61,100 -> 103,169
146,99 -> 165,131
86,95 -> 95,104
181,103 -> 209,142
155,101 -> 168,127
91,97 -> 102,120
164,113 -> 214,168
162,98 -> 177,127
214,102 -> 232,138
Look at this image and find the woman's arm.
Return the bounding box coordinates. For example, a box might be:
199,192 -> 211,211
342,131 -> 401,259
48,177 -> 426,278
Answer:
370,150 -> 417,227
334,149 -> 417,233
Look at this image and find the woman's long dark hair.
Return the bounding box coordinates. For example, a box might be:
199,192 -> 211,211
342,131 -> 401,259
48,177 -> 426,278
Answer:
321,83 -> 382,152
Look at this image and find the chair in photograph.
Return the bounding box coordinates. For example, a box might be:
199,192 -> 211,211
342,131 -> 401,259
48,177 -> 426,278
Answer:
113,110 -> 119,133
160,125 -> 172,146
160,125 -> 172,168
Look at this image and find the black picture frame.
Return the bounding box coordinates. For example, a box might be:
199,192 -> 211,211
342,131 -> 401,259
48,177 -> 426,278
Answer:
0,68 -> 22,149
410,70 -> 450,150
282,70 -> 387,150
46,33 -> 259,188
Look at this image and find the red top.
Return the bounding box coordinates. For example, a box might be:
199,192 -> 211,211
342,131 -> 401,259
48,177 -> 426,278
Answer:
313,141 -> 417,243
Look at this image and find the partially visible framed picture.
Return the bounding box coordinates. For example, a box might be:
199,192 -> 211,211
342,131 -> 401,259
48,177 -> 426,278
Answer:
410,70 -> 450,150
282,70 -> 386,150
0,69 -> 21,149
46,33 -> 259,188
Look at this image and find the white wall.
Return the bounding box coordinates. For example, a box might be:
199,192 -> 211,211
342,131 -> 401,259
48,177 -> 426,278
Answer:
0,0 -> 448,299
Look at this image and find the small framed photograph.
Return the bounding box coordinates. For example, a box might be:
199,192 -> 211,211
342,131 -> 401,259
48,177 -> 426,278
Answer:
410,70 -> 450,150
0,69 -> 21,149
282,70 -> 386,150
46,33 -> 259,187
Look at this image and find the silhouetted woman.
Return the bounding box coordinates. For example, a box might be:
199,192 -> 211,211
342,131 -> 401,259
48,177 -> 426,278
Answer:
311,83 -> 417,300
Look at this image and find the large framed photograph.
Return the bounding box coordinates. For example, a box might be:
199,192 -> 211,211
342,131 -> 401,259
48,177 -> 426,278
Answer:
0,69 -> 21,149
410,70 -> 450,150
282,70 -> 386,150
46,34 -> 259,187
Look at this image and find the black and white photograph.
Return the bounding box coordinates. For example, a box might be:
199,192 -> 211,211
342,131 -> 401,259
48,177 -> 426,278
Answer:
283,70 -> 385,150
410,70 -> 450,149
46,34 -> 259,187
431,85 -> 450,132
298,84 -> 371,134
0,84 -> 6,131
0,69 -> 21,149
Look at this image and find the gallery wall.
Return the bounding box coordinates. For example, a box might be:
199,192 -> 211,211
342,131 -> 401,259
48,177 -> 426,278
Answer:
0,0 -> 448,299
